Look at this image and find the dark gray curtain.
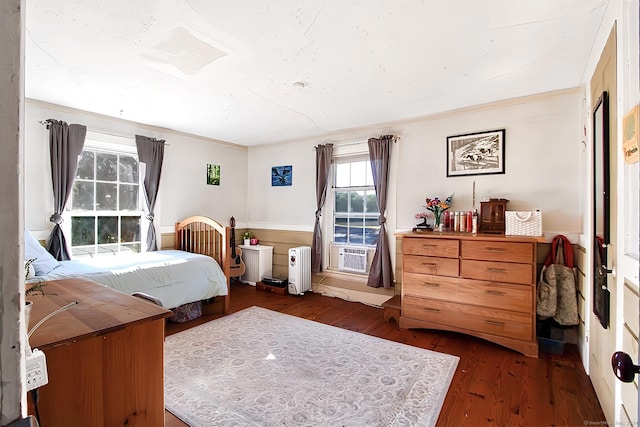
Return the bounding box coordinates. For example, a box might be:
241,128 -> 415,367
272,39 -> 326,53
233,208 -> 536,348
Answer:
311,144 -> 333,273
135,135 -> 165,252
367,135 -> 394,288
45,120 -> 87,261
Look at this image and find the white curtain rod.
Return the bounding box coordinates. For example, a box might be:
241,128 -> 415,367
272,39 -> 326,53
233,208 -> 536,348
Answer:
38,120 -> 170,146
314,135 -> 399,150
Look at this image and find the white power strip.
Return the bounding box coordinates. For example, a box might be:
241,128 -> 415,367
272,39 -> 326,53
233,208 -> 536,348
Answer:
26,349 -> 48,391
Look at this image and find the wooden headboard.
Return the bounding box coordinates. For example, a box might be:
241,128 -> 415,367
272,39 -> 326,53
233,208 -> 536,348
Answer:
175,215 -> 231,313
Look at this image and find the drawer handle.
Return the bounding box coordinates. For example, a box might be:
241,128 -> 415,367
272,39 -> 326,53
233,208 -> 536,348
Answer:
485,290 -> 505,296
487,267 -> 507,273
423,307 -> 440,313
485,320 -> 505,327
422,262 -> 438,267
485,247 -> 506,253
421,244 -> 437,248
422,282 -> 440,288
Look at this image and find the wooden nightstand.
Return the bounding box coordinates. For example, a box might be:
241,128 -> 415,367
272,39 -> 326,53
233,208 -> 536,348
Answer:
239,244 -> 273,285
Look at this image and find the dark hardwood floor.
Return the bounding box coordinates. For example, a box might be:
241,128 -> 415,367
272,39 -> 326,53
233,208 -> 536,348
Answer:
165,281 -> 606,426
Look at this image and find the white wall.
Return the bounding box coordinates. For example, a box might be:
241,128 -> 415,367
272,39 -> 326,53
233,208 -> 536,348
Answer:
247,89 -> 583,241
23,74 -> 585,249
247,139 -> 319,231
396,91 -> 582,234
24,100 -> 248,237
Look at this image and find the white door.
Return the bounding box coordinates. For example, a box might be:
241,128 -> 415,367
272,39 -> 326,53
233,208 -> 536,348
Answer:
589,25 -> 617,422
616,153 -> 639,423
611,167 -> 639,425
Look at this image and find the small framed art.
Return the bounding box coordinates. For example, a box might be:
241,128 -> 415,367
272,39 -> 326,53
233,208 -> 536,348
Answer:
206,164 -> 220,185
446,129 -> 505,177
272,165 -> 292,186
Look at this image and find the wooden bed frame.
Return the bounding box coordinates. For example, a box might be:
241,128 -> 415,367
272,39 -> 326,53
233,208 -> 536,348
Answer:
175,215 -> 231,314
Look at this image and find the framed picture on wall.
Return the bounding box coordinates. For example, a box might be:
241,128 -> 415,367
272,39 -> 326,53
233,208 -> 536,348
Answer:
272,165 -> 292,186
446,129 -> 505,177
206,164 -> 220,185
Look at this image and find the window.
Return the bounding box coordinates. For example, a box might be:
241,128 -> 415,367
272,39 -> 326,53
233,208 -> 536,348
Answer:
67,147 -> 143,257
332,156 -> 379,246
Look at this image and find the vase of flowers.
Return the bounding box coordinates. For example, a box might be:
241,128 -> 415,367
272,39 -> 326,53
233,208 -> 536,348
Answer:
418,194 -> 454,231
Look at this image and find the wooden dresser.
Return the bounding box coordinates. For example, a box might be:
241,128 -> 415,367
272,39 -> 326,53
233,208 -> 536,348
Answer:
399,232 -> 540,357
27,278 -> 172,426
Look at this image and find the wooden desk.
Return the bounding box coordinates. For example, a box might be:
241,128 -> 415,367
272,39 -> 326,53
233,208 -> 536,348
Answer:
27,278 -> 172,426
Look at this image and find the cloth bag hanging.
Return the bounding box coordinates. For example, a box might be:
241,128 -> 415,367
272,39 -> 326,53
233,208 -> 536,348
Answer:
536,235 -> 579,326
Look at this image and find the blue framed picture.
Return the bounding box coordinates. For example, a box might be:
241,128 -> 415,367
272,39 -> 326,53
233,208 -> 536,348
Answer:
272,165 -> 292,186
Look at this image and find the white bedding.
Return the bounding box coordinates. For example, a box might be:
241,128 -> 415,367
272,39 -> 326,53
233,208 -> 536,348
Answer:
30,250 -> 228,309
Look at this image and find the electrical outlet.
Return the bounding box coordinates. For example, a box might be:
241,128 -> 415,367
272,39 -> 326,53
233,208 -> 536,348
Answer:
26,349 -> 48,391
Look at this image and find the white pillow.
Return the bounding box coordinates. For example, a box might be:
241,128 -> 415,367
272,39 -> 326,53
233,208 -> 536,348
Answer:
24,230 -> 60,276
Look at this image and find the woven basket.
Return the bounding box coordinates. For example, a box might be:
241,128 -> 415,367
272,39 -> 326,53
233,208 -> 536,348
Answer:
505,211 -> 542,236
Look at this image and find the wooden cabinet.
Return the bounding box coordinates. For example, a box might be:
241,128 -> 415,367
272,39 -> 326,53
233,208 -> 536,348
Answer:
27,278 -> 172,426
479,198 -> 508,234
399,232 -> 540,357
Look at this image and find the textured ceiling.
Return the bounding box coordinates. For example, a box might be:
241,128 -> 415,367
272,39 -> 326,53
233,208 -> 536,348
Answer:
25,0 -> 608,146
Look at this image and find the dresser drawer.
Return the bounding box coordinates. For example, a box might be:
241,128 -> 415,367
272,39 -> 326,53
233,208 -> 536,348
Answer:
403,295 -> 533,341
403,255 -> 459,277
461,240 -> 533,263
461,259 -> 533,285
403,273 -> 532,313
403,238 -> 459,258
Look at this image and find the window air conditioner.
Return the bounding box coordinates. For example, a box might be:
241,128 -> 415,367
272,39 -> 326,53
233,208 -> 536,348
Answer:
338,246 -> 368,273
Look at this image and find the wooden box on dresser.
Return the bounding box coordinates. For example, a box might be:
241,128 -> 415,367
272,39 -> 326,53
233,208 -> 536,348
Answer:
399,231 -> 542,357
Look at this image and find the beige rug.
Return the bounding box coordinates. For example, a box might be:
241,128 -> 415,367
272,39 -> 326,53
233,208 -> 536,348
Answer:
164,306 -> 459,426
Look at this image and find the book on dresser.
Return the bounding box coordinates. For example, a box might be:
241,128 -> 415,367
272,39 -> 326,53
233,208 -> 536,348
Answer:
398,231 -> 542,357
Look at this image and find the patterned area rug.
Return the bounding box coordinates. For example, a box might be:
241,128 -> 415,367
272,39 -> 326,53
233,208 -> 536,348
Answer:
165,306 -> 459,426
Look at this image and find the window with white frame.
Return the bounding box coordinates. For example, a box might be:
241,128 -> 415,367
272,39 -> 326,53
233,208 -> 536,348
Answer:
332,155 -> 379,246
66,144 -> 144,257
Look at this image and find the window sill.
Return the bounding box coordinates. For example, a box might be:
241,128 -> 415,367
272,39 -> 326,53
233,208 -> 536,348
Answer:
315,268 -> 369,283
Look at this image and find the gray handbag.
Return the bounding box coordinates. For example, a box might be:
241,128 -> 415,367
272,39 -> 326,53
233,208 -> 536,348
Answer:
537,236 -> 579,326
537,264 -> 557,318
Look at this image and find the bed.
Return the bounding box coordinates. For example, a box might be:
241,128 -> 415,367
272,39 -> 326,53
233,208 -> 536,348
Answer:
26,215 -> 232,317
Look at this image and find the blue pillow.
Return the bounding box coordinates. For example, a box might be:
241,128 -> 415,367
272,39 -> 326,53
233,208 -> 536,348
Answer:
24,230 -> 61,276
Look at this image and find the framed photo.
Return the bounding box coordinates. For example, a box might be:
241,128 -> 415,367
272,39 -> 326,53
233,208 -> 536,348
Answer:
206,164 -> 220,185
446,129 -> 505,177
272,165 -> 292,186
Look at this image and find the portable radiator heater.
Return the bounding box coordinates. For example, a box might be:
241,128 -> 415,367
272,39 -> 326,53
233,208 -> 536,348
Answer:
288,246 -> 311,295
